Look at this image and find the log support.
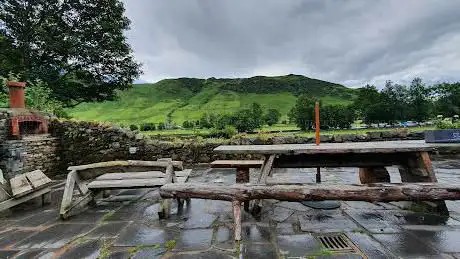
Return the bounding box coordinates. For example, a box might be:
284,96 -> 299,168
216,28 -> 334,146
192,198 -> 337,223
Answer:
236,167 -> 250,211
232,200 -> 242,241
160,183 -> 460,202
399,151 -> 448,215
60,170 -> 94,220
252,155 -> 276,215
359,167 -> 390,184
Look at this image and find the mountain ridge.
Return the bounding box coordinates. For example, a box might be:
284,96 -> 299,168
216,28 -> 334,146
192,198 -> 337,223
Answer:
68,74 -> 357,124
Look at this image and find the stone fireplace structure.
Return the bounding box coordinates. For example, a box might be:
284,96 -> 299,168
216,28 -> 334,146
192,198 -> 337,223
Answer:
0,82 -> 58,182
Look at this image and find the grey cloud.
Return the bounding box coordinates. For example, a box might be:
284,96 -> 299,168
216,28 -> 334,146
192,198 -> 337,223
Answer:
123,0 -> 460,87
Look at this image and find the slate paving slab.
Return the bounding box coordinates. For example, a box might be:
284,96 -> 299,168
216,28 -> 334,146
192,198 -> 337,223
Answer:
86,222 -> 129,238
115,222 -> 177,246
181,212 -> 217,229
346,232 -> 393,259
13,249 -> 48,259
267,206 -> 294,222
277,234 -> 322,258
0,250 -> 19,258
168,250 -> 234,259
241,243 -> 278,259
66,211 -> 107,223
242,223 -> 272,243
16,223 -> 95,249
15,210 -> 58,227
344,210 -> 402,234
140,203 -> 161,221
174,229 -> 213,250
105,202 -> 153,221
299,211 -> 359,232
275,223 -> 296,235
214,226 -> 233,249
55,239 -> 102,259
409,230 -> 460,253
373,233 -> 440,258
0,229 -> 38,248
275,201 -> 315,212
132,247 -> 166,259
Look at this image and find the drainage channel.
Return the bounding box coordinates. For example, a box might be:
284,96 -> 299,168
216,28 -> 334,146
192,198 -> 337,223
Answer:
314,233 -> 367,259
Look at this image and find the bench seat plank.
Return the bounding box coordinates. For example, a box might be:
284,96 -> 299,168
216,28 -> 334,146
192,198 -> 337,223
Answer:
88,177 -> 188,189
95,171 -> 190,180
88,169 -> 192,189
211,160 -> 263,168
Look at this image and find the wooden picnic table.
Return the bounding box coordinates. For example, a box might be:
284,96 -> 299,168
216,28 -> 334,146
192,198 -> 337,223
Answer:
214,140 -> 448,214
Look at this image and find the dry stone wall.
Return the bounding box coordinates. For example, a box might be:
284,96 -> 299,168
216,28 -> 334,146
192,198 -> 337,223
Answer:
48,120 -> 433,175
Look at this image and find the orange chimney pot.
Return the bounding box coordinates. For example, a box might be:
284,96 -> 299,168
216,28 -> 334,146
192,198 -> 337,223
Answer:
7,81 -> 26,109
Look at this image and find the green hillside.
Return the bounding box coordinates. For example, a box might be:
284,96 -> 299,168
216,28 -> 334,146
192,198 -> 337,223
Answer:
68,74 -> 356,124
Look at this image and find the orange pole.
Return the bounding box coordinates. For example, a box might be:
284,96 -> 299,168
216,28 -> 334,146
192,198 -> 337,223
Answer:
315,101 -> 321,183
315,102 -> 320,145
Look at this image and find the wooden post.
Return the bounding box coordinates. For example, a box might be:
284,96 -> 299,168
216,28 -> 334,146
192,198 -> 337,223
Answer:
159,163 -> 174,219
252,155 -> 276,215
232,200 -> 242,241
236,167 -> 250,211
315,101 -> 321,183
359,167 -> 391,184
315,101 -> 320,146
399,151 -> 448,214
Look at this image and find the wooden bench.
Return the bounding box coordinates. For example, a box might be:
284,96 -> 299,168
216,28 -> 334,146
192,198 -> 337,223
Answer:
160,182 -> 460,242
0,170 -> 52,213
211,160 -> 263,210
60,160 -> 191,219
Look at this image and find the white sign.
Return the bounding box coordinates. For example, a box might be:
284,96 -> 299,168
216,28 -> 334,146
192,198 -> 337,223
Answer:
129,147 -> 137,154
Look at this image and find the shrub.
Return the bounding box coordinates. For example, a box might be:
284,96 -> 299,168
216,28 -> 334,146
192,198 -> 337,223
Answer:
436,120 -> 460,129
157,122 -> 166,130
140,123 -> 155,131
209,125 -> 237,138
264,108 -> 281,126
129,124 -> 139,131
182,120 -> 194,129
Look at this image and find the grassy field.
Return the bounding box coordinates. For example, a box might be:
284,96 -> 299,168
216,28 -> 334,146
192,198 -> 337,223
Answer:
142,125 -> 434,138
68,75 -> 356,125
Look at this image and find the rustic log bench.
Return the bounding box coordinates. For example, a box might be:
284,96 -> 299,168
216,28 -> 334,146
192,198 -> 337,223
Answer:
210,160 -> 263,211
213,141 -> 451,215
160,182 -> 460,242
60,160 -> 191,219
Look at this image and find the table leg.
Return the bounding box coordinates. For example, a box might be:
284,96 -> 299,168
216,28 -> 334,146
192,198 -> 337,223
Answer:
232,200 -> 242,241
251,154 -> 276,215
236,167 -> 250,211
359,167 -> 390,184
398,151 -> 448,215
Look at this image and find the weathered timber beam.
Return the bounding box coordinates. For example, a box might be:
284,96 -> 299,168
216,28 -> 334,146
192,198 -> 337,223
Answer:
67,160 -> 183,172
160,183 -> 460,202
274,153 -> 409,168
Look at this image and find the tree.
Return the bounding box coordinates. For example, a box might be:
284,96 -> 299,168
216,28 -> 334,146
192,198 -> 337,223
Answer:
434,82 -> 460,117
182,120 -> 194,129
264,108 -> 281,126
199,113 -> 213,129
353,84 -> 381,116
407,78 -> 432,121
0,0 -> 141,106
232,109 -> 256,132
380,81 -> 409,122
250,102 -> 263,129
320,105 -> 355,129
289,95 -> 316,130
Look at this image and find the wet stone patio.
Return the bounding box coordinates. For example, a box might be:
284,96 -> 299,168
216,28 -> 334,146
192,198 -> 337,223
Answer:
1,155 -> 460,258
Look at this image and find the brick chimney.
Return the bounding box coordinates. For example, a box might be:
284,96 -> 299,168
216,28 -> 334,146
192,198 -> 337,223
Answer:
7,81 -> 26,109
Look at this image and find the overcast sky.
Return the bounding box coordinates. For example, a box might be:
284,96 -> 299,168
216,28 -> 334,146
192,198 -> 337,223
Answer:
122,0 -> 460,88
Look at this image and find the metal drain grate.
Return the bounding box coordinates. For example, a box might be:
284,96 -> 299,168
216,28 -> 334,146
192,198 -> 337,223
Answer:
316,234 -> 355,252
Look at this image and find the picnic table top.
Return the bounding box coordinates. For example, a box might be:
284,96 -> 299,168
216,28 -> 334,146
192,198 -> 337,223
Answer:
214,140 -> 439,155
